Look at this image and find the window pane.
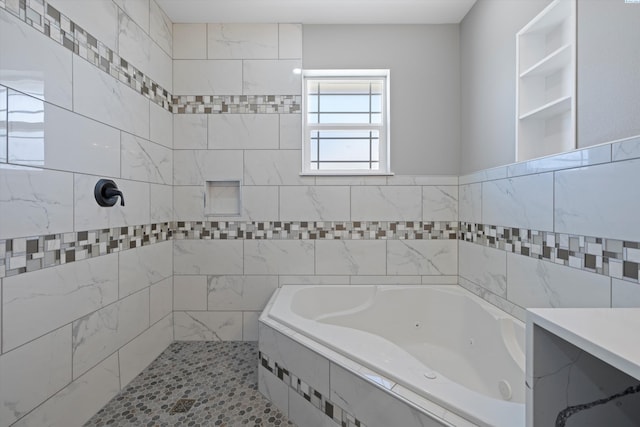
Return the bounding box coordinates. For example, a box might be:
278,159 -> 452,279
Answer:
320,95 -> 370,113
310,130 -> 379,167
316,162 -> 379,170
319,113 -> 371,124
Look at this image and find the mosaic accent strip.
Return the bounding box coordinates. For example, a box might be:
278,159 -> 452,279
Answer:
172,95 -> 301,114
1,0 -> 173,111
173,220 -> 459,240
461,222 -> 640,283
0,0 -> 300,114
0,223 -> 172,278
260,351 -> 368,427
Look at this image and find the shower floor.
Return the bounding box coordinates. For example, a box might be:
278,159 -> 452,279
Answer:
85,341 -> 294,426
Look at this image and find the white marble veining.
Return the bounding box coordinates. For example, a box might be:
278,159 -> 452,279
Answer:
47,0 -> 119,52
149,0 -> 172,56
0,165 -> 73,240
243,60 -> 302,95
118,313 -> 172,387
422,275 -> 458,285
612,279 -> 640,308
612,135 -> 640,162
7,90 -> 44,168
0,9 -> 73,109
173,60 -> 242,95
149,102 -> 172,149
288,389 -> 340,427
120,132 -> 172,184
507,253 -> 611,309
258,365 -> 289,416
73,56 -> 150,139
0,325 -> 72,427
2,254 -> 118,352
173,311 -> 242,341
173,23 -> 207,59
315,175 -> 387,186
458,277 -> 526,321
74,174 -> 150,231
150,277 -> 173,324
507,144 -> 611,177
330,363 -> 445,427
351,186 -> 422,221
208,275 -> 279,311
172,186 -> 204,220
278,275 -> 351,286
482,172 -> 553,231
34,102 -> 120,176
279,113 -> 301,149
244,240 -> 315,275
386,240 -> 457,276
280,186 -> 350,221
350,275 -> 421,285
315,240 -> 386,276
278,24 -> 303,59
173,239 -> 243,275
555,158 -> 640,241
11,352 -> 120,427
173,275 -> 207,311
209,114 -> 279,149
72,288 -> 149,379
118,9 -> 172,91
243,312 -> 261,341
391,384 -> 478,427
207,24 -> 278,59
458,182 -> 482,223
241,186 -> 279,221
119,241 -> 172,298
173,114 -> 207,149
422,185 -> 458,221
150,183 -> 173,222
173,149 -> 242,185
244,149 -> 313,185
113,0 -> 149,33
259,323 -> 331,397
458,240 -> 506,297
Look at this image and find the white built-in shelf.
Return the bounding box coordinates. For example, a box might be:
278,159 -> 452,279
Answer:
520,43 -> 571,78
519,95 -> 571,120
516,0 -> 576,162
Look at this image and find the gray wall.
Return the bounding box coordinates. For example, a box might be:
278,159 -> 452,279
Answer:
459,0 -> 551,174
303,24 -> 461,175
577,0 -> 640,147
460,0 -> 640,174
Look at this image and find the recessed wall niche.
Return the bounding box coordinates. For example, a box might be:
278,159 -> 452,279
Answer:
205,180 -> 241,217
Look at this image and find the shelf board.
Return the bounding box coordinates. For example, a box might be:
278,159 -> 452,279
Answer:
519,95 -> 571,120
518,0 -> 570,35
520,44 -> 572,78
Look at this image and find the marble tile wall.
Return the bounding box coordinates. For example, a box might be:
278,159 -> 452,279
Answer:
0,1 -> 174,426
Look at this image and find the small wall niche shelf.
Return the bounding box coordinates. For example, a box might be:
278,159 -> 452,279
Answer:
516,0 -> 576,162
205,180 -> 241,217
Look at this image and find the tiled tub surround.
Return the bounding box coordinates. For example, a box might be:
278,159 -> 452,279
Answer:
258,286 -> 523,427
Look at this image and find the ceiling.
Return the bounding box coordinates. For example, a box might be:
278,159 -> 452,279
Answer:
156,0 -> 477,24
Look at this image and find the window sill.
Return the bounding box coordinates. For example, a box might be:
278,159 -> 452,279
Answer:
300,171 -> 395,177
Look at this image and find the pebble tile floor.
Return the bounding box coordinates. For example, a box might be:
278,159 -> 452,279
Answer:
85,341 -> 295,426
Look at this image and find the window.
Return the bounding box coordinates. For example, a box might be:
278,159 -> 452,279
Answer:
301,70 -> 390,175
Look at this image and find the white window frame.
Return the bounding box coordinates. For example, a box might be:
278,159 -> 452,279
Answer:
301,69 -> 392,176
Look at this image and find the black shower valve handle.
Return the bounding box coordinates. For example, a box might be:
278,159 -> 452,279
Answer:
94,179 -> 126,207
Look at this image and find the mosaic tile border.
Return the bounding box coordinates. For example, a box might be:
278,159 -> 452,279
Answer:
0,222 -> 172,278
172,95 -> 301,114
461,222 -> 640,283
1,0 -> 173,111
0,0 -> 301,114
260,351 -> 368,427
173,220 -> 459,240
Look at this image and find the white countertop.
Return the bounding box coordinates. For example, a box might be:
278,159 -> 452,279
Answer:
527,308 -> 640,380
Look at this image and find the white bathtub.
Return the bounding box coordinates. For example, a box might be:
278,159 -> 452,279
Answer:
263,285 -> 525,427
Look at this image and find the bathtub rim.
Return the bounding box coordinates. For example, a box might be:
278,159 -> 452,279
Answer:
259,283 -> 526,427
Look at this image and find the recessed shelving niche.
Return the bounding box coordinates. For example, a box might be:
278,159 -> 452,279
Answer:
516,0 -> 576,162
205,180 -> 241,217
